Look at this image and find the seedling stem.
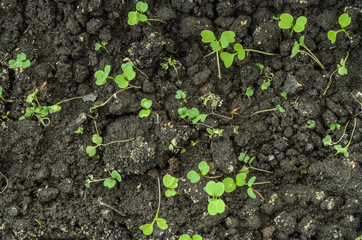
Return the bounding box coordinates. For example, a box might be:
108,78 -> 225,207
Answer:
250,105 -> 285,117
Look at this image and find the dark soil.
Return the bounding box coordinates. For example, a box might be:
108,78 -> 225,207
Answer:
1,0 -> 362,239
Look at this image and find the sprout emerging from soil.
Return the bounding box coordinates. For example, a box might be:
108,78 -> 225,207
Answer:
94,41 -> 109,53
250,104 -> 285,117
187,161 -> 210,183
0,86 -> 13,103
204,181 -> 225,215
245,87 -> 254,100
85,170 -> 122,189
277,13 -> 307,36
327,13 -> 351,44
139,98 -> 159,123
86,133 -> 134,157
128,1 -> 166,26
163,174 -> 180,197
179,234 -> 203,240
291,35 -> 325,70
322,52 -> 349,96
8,53 -> 30,70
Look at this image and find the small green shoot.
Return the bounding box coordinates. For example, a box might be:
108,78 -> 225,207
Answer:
327,13 -> 351,44
337,52 -> 349,75
330,123 -> 341,131
139,98 -> 159,123
291,35 -> 325,70
139,178 -> 168,236
281,92 -> 287,100
85,170 -> 122,189
178,107 -> 207,124
334,118 -> 356,157
204,181 -> 225,215
206,128 -> 224,138
9,53 -> 30,70
322,135 -> 332,146
187,161 -> 210,183
245,87 -> 254,100
169,138 -> 186,153
95,63 -> 136,88
175,90 -> 187,102
220,43 -> 275,69
278,13 -> 307,36
34,219 -> 42,227
179,234 -> 203,240
74,127 -> 84,134
256,63 -> 264,75
94,41 -> 109,53
199,92 -> 220,108
128,1 -> 166,26
86,133 -> 134,157
0,86 -> 14,103
305,120 -> 316,129
163,174 -> 180,197
161,57 -> 179,79
201,30 -> 235,79
261,73 -> 274,90
250,104 -> 285,117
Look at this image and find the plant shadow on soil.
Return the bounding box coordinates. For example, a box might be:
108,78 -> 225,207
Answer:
0,0 -> 362,239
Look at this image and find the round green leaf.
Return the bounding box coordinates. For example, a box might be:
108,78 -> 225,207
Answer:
201,30 -> 216,43
94,65 -> 110,85
163,174 -> 178,189
205,181 -> 216,196
187,170 -> 200,183
220,31 -> 235,43
140,98 -> 152,109
139,109 -> 150,118
165,189 -> 176,197
86,146 -> 96,157
179,234 -> 192,240
22,60 -> 31,68
208,199 -> 225,215
115,75 -> 129,89
294,16 -> 307,32
210,41 -> 221,52
214,182 -> 225,197
17,53 -> 26,61
193,235 -> 203,240
235,173 -> 246,186
139,223 -> 153,236
338,66 -> 347,75
94,43 -> 101,50
156,218 -> 168,230
247,176 -> 256,187
111,170 -> 122,182
234,43 -> 245,60
327,30 -> 337,44
123,66 -> 136,80
137,12 -> 147,22
178,107 -> 188,118
187,108 -> 199,118
247,188 -> 256,199
222,178 -> 236,193
198,161 -> 209,175
104,178 -> 116,188
278,13 -> 293,29
92,134 -> 103,145
128,12 -> 138,25
136,1 -> 148,12
339,13 -> 351,28
220,52 -> 236,68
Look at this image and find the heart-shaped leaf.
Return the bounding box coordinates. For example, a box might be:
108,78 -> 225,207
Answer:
234,43 -> 245,60
136,1 -> 148,12
115,75 -> 129,89
140,98 -> 152,109
187,170 -> 200,183
111,170 -> 122,182
220,31 -> 235,43
294,16 -> 307,32
139,223 -> 153,236
156,218 -> 168,230
339,13 -> 351,28
139,109 -> 150,118
92,134 -> 103,145
201,30 -> 216,43
128,12 -> 138,25
94,65 -> 110,85
220,52 -> 236,68
222,178 -> 236,193
86,146 -> 97,157
210,41 -> 221,52
104,178 -> 116,188
198,161 -> 209,175
123,66 -> 136,80
278,13 -> 293,29
327,30 -> 337,44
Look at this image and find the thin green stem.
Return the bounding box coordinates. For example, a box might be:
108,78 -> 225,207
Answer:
0,95 -> 13,103
341,27 -> 350,38
151,111 -> 159,124
147,19 -> 167,24
151,177 -> 162,224
250,108 -> 277,117
0,172 -> 8,194
345,118 -> 356,148
100,137 -> 135,147
249,164 -> 273,173
210,109 -> 232,120
331,120 -> 350,145
55,96 -> 83,106
299,47 -> 325,70
216,51 -> 221,79
244,49 -> 276,56
253,181 -> 271,185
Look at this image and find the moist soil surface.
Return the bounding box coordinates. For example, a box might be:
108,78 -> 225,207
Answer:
1,0 -> 362,239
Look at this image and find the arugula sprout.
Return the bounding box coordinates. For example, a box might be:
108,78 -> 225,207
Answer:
333,118 -> 356,157
206,128 -> 224,138
0,86 -> 13,103
161,57 -> 179,79
85,170 -> 122,189
178,107 -> 207,124
128,1 -> 166,26
250,104 -> 285,117
327,13 -> 351,44
245,87 -> 254,100
305,120 -> 316,129
140,178 -> 168,236
281,92 -> 287,100
74,127 -> 84,134
256,63 -> 264,75
95,63 -> 136,88
9,53 -> 30,70
179,234 -> 203,240
139,98 -> 159,123
337,52 -> 349,75
169,138 -> 186,153
187,161 -> 210,183
278,13 -> 307,36
291,35 -> 325,70
204,181 -> 225,215
330,123 -> 341,131
175,90 -> 187,102
261,73 -> 274,90
94,41 -> 109,53
163,174 -> 180,197
86,133 -> 134,157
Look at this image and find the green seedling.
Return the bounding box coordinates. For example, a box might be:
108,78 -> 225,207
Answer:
74,127 -> 84,134
322,52 -> 349,96
238,153 -> 273,173
1,111 -> 11,122
19,89 -> 82,126
128,1 -> 166,26
169,138 -> 186,153
245,87 -> 254,100
204,181 -> 225,215
278,13 -> 307,36
179,234 -> 203,240
327,13 -> 351,44
261,73 -> 274,90
139,178 -> 168,236
199,93 -> 231,120
0,86 -> 13,103
281,92 -> 287,99
291,35 -> 325,70
178,107 -> 208,124
355,235 -> 362,240
9,53 -> 30,70
187,161 -> 210,183
86,133 -> 134,157
206,128 -> 224,138
201,30 -> 236,79
139,98 -> 159,123
220,43 -> 275,69
95,63 -> 136,88
94,41 -> 109,53
175,90 -> 187,102
250,104 -> 285,117
161,57 -> 179,79
330,123 -> 341,131
233,125 -> 239,135
85,170 -> 122,189
334,118 -> 356,157
34,219 -> 42,227
305,120 -> 316,129
256,63 -> 264,75
163,174 -> 180,197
